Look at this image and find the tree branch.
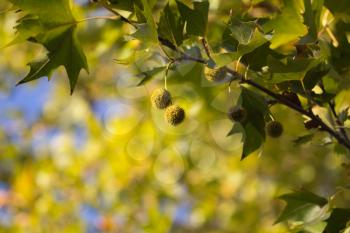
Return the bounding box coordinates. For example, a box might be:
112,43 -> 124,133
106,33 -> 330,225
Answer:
201,38 -> 212,59
98,0 -> 350,151
240,77 -> 350,151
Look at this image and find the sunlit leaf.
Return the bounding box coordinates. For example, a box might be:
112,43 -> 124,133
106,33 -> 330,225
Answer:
275,189 -> 328,224
9,0 -> 88,93
262,0 -> 308,49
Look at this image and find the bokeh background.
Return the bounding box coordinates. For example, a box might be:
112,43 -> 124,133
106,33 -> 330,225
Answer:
0,0 -> 349,232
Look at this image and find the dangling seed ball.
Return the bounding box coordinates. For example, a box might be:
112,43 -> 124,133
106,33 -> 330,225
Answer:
266,121 -> 283,138
151,88 -> 172,109
165,105 -> 185,126
204,66 -> 227,82
227,106 -> 247,122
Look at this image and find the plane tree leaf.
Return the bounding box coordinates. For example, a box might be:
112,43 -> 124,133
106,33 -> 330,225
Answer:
262,0 -> 308,49
9,0 -> 88,93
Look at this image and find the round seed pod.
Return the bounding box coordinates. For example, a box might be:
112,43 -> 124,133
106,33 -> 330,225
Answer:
151,88 -> 172,109
227,107 -> 247,122
165,105 -> 185,126
266,121 -> 283,138
204,66 -> 227,82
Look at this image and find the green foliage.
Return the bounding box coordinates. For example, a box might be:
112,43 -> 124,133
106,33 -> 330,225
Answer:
2,0 -> 350,232
262,0 -> 308,49
275,189 -> 327,224
8,0 -> 88,93
176,0 -> 209,37
212,25 -> 268,67
324,208 -> 350,233
276,189 -> 350,232
157,3 -> 184,47
228,88 -> 268,159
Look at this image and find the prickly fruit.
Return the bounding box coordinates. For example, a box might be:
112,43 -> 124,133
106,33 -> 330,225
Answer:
151,88 -> 172,109
266,121 -> 283,138
165,105 -> 185,126
227,107 -> 247,122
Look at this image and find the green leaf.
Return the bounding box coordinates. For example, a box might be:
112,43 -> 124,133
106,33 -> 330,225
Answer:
6,14 -> 43,46
303,64 -> 330,90
109,0 -> 139,12
157,3 -> 185,46
17,58 -> 51,84
228,18 -> 257,45
266,56 -> 321,83
324,0 -> 350,20
137,66 -> 167,86
176,0 -> 209,37
241,122 -> 264,160
262,0 -> 308,49
9,0 -> 88,93
9,0 -> 75,27
239,88 -> 268,159
227,88 -> 268,159
240,43 -> 281,71
212,29 -> 268,67
19,26 -> 88,93
338,107 -> 349,125
293,134 -> 314,146
275,189 -> 328,224
141,0 -> 158,43
177,0 -> 193,9
301,0 -> 324,43
131,23 -> 158,45
311,92 -> 335,105
333,143 -> 349,156
227,123 -> 244,137
324,208 -> 350,233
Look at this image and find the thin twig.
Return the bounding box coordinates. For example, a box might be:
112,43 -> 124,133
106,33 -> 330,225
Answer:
201,38 -> 212,59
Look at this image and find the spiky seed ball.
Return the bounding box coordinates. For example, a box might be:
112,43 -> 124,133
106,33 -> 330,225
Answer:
165,105 -> 185,126
227,107 -> 247,122
151,88 -> 172,109
266,121 -> 283,138
204,66 -> 227,82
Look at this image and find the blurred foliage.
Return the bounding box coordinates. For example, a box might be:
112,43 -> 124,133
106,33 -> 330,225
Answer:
0,0 -> 350,232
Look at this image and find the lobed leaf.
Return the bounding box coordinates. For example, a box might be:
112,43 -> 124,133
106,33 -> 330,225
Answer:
157,3 -> 185,47
275,189 -> 328,224
176,0 -> 209,37
262,0 -> 308,49
9,0 -> 88,93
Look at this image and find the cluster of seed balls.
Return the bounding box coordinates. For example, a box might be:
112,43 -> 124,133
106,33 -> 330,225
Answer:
227,106 -> 283,138
150,67 -> 284,135
205,66 -> 284,138
151,88 -> 185,126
